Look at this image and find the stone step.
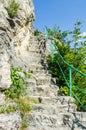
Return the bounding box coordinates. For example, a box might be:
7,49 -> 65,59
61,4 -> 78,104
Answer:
36,85 -> 57,96
26,78 -> 56,97
29,95 -> 57,104
28,84 -> 57,97
27,37 -> 86,130
31,102 -> 77,114
26,78 -> 36,87
72,112 -> 86,127
0,112 -> 21,130
27,112 -> 63,127
28,44 -> 40,52
28,64 -> 46,74
30,69 -> 46,75
29,42 -> 39,52
28,64 -> 43,69
35,74 -> 51,85
27,112 -> 79,127
35,72 -> 51,77
28,51 -> 41,57
27,111 -> 86,130
28,43 -> 39,50
58,96 -> 76,105
29,95 -> 76,106
29,48 -> 40,53
28,125 -> 82,130
28,57 -> 41,63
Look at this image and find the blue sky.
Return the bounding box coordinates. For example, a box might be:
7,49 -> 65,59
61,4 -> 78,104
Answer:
33,0 -> 86,32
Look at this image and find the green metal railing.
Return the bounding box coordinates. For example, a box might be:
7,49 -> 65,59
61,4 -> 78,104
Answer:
45,28 -> 86,110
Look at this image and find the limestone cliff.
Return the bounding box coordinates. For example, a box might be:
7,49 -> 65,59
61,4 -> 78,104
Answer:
0,0 -> 35,90
0,0 -> 35,129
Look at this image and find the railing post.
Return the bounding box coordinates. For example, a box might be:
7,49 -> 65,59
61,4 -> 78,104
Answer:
69,67 -> 72,97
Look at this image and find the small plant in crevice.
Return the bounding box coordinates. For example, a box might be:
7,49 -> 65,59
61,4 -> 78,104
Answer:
5,67 -> 29,98
4,67 -> 32,129
7,0 -> 19,18
0,105 -> 17,114
21,115 -> 28,130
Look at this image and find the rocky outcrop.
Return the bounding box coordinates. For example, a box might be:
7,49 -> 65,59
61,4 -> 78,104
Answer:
0,0 -> 35,129
0,112 -> 21,130
0,0 -> 35,90
0,2 -> 12,90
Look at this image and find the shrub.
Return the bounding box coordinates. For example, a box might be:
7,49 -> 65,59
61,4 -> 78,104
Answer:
5,67 -> 29,98
46,21 -> 86,111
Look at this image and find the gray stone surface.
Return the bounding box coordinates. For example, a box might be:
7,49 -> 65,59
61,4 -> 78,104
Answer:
0,0 -> 35,129
26,35 -> 86,130
0,93 -> 5,106
0,112 -> 21,130
0,0 -> 35,90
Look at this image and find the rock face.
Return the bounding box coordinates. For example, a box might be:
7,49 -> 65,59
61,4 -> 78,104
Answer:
0,0 -> 34,129
0,2 -> 12,90
0,0 -> 35,90
0,93 -> 5,106
0,112 -> 21,130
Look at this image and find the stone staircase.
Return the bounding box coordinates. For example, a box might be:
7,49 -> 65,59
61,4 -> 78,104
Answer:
26,35 -> 86,130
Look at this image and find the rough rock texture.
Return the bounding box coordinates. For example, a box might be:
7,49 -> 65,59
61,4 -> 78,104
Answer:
0,0 -> 35,90
0,2 -> 12,90
0,112 -> 21,130
24,35 -> 86,130
0,0 -> 34,129
0,93 -> 5,106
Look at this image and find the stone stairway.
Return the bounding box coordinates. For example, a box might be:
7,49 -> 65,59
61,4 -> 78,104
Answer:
26,35 -> 86,130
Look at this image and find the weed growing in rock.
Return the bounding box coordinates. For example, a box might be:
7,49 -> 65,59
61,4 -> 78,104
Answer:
4,67 -> 32,129
0,105 -> 16,114
5,67 -> 29,98
7,0 -> 19,18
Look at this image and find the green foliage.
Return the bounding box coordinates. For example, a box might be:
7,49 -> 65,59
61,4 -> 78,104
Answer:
16,96 -> 31,129
58,86 -> 70,96
46,21 -> 86,111
72,85 -> 86,111
7,0 -> 19,18
46,20 -> 86,49
34,29 -> 40,36
21,116 -> 28,130
46,25 -> 71,45
15,96 -> 31,114
5,67 -> 29,98
0,105 -> 16,114
4,67 -> 32,129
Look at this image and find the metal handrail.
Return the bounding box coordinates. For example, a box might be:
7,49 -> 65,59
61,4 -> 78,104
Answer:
45,28 -> 86,110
